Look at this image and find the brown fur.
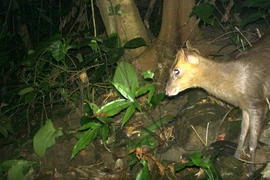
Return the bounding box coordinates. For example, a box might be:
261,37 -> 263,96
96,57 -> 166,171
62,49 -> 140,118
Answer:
166,33 -> 270,177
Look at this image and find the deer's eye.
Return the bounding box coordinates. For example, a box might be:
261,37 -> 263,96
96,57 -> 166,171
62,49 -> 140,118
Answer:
173,69 -> 180,75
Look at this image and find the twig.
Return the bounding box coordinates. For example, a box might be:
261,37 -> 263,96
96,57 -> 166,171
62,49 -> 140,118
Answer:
235,27 -> 252,47
191,125 -> 207,147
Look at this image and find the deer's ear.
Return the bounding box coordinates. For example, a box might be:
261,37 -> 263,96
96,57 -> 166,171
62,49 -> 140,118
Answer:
186,40 -> 193,49
183,50 -> 199,65
186,40 -> 201,54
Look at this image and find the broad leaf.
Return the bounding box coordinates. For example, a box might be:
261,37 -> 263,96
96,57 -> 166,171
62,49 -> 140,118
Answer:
142,71 -> 154,79
124,37 -> 146,49
88,102 -> 100,113
113,61 -> 138,95
97,99 -> 131,117
79,122 -> 101,131
2,160 -> 37,172
112,82 -> 135,101
8,165 -> 26,180
243,0 -> 270,7
174,161 -> 195,172
71,124 -> 101,159
136,160 -> 150,180
101,125 -> 109,143
150,93 -> 166,108
33,119 -> 63,157
103,33 -> 120,48
191,2 -> 215,25
18,87 -> 34,96
122,103 -> 136,128
49,39 -> 66,62
240,12 -> 264,28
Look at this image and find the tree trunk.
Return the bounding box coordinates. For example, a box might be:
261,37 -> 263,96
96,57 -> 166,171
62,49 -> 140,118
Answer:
97,0 -> 199,82
96,0 -> 151,60
178,0 -> 199,44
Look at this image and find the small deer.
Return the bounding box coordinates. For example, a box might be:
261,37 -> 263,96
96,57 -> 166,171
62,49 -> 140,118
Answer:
166,35 -> 270,177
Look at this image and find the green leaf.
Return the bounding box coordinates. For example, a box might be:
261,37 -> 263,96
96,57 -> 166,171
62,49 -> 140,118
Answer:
78,37 -> 103,48
136,160 -> 150,180
240,12 -> 265,28
88,102 -> 100,113
103,33 -> 120,48
134,101 -> 142,112
142,71 -> 154,79
2,160 -> 37,172
8,165 -> 26,180
124,37 -> 147,49
76,52 -> 83,63
113,61 -> 138,94
91,65 -> 106,84
18,87 -> 34,96
33,119 -> 63,157
79,121 -> 101,131
174,161 -> 195,172
112,82 -> 135,101
106,47 -> 124,64
122,103 -> 136,128
243,0 -> 270,7
192,2 -> 215,25
101,125 -> 109,143
97,99 -> 132,117
135,84 -> 155,103
71,124 -> 101,159
84,103 -> 94,116
189,152 -> 203,166
49,39 -> 66,62
2,159 -> 37,180
150,93 -> 166,108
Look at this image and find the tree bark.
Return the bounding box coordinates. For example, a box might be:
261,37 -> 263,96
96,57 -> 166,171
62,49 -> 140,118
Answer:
178,0 -> 199,44
96,0 -> 151,60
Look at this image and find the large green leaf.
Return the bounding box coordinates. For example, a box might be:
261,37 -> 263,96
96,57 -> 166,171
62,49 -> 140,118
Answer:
124,37 -> 146,49
122,103 -> 136,128
8,165 -> 26,180
112,82 -> 135,101
113,61 -> 138,95
18,87 -> 34,96
240,12 -> 264,28
2,160 -> 37,180
103,33 -> 120,48
136,160 -> 150,180
191,2 -> 215,25
106,47 -> 124,64
49,39 -> 66,62
79,122 -> 101,131
33,119 -> 63,157
71,124 -> 101,159
243,0 -> 270,7
97,99 -> 132,117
